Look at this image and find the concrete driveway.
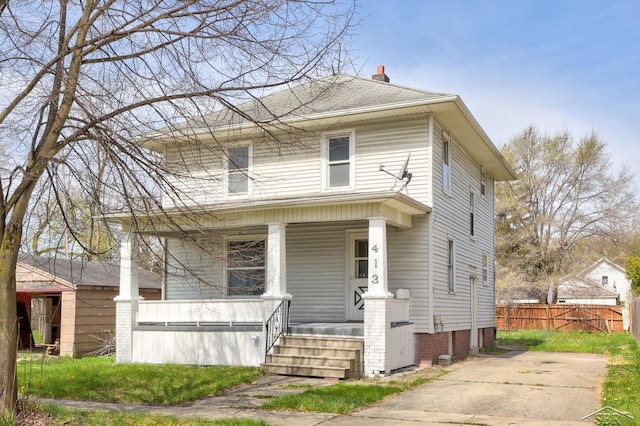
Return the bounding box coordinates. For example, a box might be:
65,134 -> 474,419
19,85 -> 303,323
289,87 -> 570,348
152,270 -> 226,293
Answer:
334,350 -> 607,425
43,350 -> 608,425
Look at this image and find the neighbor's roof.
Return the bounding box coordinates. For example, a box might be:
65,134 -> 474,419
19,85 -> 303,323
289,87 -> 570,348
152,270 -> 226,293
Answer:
557,284 -> 618,299
146,73 -> 516,181
16,255 -> 161,292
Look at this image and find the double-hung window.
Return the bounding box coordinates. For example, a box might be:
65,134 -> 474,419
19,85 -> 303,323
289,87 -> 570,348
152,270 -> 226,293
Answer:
480,167 -> 487,197
442,133 -> 451,192
447,239 -> 455,293
227,145 -> 250,196
324,132 -> 354,189
226,238 -> 265,296
482,252 -> 488,283
469,191 -> 475,237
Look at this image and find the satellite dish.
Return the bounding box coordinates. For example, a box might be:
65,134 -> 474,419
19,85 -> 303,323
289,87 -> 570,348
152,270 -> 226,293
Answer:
397,153 -> 411,180
379,153 -> 413,191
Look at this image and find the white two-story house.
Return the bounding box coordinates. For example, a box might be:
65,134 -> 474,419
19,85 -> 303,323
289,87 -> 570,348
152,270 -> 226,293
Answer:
112,67 -> 516,377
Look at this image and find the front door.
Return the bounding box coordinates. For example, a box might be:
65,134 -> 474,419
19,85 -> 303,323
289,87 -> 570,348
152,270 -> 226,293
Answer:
347,232 -> 368,321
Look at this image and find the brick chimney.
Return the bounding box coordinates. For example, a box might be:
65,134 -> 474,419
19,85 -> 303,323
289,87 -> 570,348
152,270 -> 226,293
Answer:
372,65 -> 390,83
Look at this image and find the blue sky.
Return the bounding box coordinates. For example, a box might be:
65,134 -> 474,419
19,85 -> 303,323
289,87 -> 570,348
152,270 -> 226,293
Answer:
349,1 -> 639,186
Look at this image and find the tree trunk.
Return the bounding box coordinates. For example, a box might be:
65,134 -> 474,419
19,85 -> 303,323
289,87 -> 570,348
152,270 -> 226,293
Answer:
0,225 -> 21,415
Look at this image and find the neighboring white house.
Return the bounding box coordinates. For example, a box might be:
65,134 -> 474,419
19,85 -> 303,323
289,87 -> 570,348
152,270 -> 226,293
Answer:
557,258 -> 631,330
111,67 -> 516,377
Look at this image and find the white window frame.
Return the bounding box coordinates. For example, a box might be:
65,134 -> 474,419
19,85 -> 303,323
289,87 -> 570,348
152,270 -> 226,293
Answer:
447,238 -> 455,293
469,190 -> 476,238
442,131 -> 451,193
225,144 -> 252,198
480,167 -> 487,198
482,252 -> 488,284
322,131 -> 355,191
224,235 -> 266,298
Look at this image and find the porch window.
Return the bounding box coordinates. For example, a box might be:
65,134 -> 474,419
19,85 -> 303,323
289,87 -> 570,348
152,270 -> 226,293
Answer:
447,239 -> 455,293
324,132 -> 354,189
226,239 -> 265,296
227,146 -> 250,195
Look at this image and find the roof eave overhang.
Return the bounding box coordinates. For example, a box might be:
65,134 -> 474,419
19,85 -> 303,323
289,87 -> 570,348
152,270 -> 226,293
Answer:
108,191 -> 431,231
144,97 -> 517,181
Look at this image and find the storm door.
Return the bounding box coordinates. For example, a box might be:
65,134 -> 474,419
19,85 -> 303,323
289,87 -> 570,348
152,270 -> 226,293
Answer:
347,232 -> 368,321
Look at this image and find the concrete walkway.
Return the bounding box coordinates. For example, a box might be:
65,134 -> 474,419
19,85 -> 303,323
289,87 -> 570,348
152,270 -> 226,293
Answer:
42,350 -> 608,425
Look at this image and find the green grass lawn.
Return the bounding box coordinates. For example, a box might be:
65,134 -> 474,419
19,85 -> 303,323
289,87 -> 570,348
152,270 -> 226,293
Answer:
498,330 -> 640,425
15,331 -> 640,425
260,367 -> 445,414
17,355 -> 261,405
5,401 -> 270,426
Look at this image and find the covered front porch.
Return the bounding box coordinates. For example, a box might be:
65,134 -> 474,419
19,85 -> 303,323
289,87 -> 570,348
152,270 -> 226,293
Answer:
114,191 -> 429,376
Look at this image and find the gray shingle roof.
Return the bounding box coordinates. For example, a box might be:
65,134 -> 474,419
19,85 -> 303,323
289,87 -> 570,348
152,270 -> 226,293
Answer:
169,74 -> 454,132
17,255 -> 161,290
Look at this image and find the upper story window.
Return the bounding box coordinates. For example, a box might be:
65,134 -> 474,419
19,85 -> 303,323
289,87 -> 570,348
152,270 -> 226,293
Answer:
227,145 -> 251,196
602,276 -> 609,287
226,238 -> 265,297
323,132 -> 354,190
442,133 -> 451,192
480,167 -> 487,197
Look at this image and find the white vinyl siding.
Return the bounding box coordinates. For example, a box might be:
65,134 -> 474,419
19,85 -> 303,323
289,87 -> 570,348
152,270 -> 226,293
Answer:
355,118 -> 431,205
431,118 -> 496,331
287,222 -> 351,322
386,214 -> 430,331
162,117 -> 433,209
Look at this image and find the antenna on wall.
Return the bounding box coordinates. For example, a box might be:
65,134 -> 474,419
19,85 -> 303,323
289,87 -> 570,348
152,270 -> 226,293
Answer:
379,153 -> 413,191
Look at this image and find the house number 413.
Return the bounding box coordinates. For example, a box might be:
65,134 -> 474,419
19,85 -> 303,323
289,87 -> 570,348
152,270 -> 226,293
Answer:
371,243 -> 379,285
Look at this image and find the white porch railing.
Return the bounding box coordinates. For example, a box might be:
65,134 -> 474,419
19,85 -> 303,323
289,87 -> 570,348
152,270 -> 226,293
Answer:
388,298 -> 414,371
388,298 -> 410,324
136,299 -> 265,325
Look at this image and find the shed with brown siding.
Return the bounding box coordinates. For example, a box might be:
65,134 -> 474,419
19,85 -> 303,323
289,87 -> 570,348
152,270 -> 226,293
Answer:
16,255 -> 161,357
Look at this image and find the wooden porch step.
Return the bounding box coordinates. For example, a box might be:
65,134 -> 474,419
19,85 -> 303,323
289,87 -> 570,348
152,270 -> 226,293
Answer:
274,344 -> 360,359
262,362 -> 350,379
266,353 -> 355,370
262,335 -> 363,379
279,335 -> 364,350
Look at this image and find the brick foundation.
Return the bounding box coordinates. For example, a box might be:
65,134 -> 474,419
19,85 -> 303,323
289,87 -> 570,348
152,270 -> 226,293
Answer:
414,332 -> 449,366
482,327 -> 496,348
415,327 -> 497,366
452,329 -> 470,360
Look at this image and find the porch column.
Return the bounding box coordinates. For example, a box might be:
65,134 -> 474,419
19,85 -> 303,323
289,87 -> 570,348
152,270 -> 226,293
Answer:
263,222 -> 291,300
366,217 -> 392,297
363,216 -> 394,376
114,229 -> 143,364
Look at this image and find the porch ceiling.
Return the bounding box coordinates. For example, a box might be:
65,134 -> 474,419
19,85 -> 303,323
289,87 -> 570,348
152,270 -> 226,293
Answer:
111,191 -> 430,234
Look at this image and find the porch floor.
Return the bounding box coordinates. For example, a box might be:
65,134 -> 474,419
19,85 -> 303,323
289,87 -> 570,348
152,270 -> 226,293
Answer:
289,322 -> 364,337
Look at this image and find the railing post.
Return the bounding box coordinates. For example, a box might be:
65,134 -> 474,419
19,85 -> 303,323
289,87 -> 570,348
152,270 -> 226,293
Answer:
264,300 -> 291,359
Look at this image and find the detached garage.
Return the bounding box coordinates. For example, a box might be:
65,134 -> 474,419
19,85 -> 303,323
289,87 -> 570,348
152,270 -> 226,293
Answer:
17,255 -> 161,357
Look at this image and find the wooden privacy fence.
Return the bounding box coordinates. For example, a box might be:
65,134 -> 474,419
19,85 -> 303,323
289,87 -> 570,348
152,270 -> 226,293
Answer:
632,297 -> 640,344
496,304 -> 623,333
